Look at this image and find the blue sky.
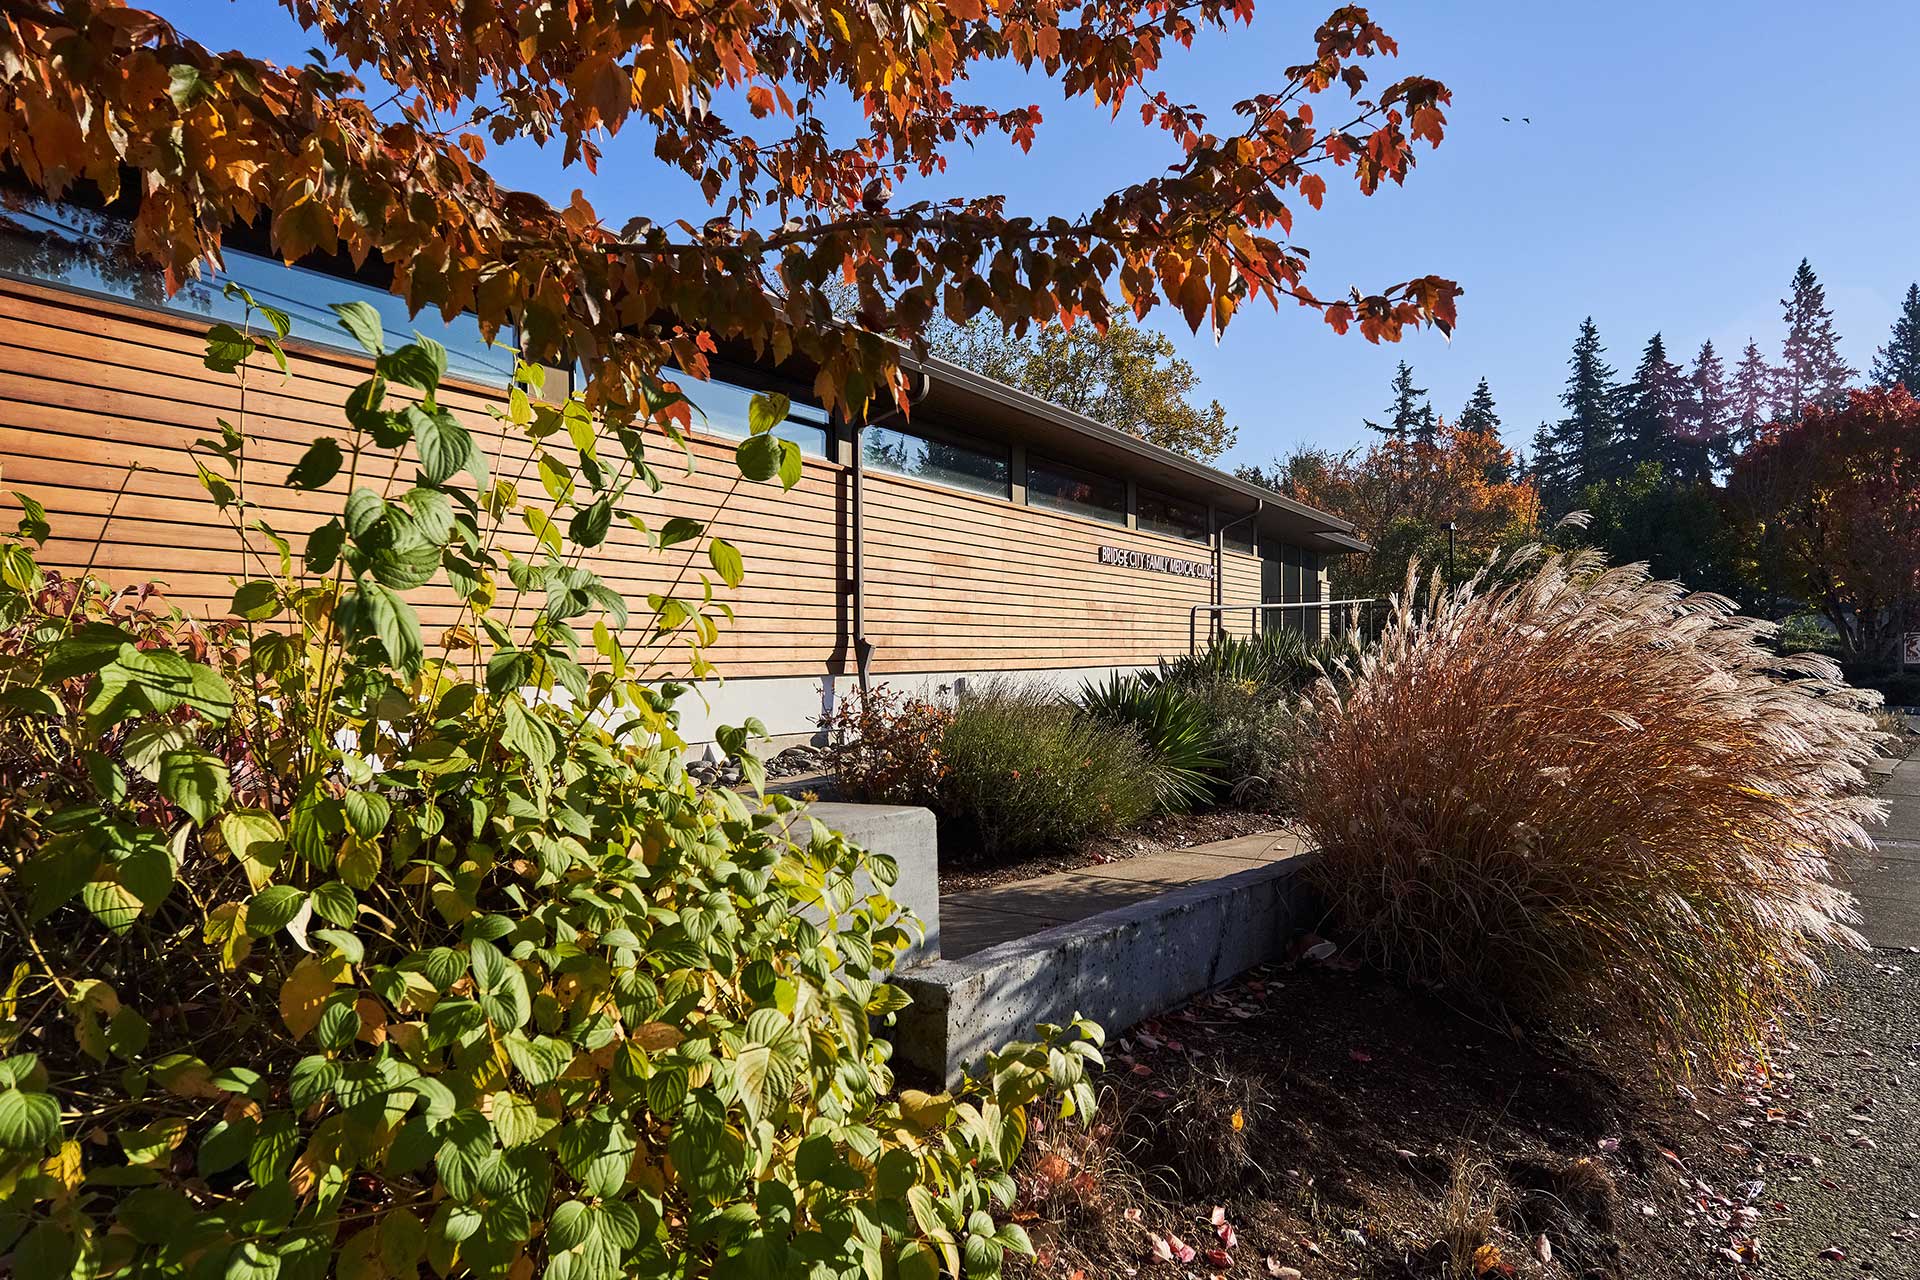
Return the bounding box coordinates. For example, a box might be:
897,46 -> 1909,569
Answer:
165,1 -> 1920,469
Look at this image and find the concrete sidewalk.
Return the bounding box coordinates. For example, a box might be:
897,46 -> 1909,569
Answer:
1854,755 -> 1920,947
938,829 -> 1308,960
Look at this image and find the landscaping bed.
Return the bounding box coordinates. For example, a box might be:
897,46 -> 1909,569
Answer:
1006,950 -> 1906,1280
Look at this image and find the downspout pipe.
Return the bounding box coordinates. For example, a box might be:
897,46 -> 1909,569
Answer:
849,371 -> 933,693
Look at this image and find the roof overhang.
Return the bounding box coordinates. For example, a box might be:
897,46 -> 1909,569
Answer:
898,351 -> 1365,554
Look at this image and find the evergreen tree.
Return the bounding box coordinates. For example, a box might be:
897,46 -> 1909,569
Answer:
1729,338 -> 1772,454
1528,421 -> 1558,506
1871,282 -> 1920,392
1686,338 -> 1731,481
1364,361 -> 1433,440
1618,331 -> 1689,476
1539,317 -> 1620,512
1773,258 -> 1855,420
1457,377 -> 1507,481
1457,377 -> 1501,434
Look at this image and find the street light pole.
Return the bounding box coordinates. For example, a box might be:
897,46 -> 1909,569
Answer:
1444,520 -> 1457,583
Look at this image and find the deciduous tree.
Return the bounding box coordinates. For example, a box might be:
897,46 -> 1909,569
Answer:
0,0 -> 1461,421
1727,386 -> 1920,662
1575,461 -> 1743,599
928,313 -> 1237,460
1253,418 -> 1538,597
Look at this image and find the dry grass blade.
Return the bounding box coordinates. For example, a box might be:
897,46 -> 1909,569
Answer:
1285,547 -> 1885,1073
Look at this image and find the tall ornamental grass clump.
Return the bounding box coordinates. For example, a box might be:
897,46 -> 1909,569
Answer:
0,299 -> 1100,1280
1288,548 -> 1883,1071
938,680 -> 1155,858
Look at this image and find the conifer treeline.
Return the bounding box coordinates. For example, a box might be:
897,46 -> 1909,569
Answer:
1362,260 -> 1920,519
1521,260 -> 1915,515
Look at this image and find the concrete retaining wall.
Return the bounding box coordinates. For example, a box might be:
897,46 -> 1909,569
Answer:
890,853 -> 1319,1085
784,801 -> 941,964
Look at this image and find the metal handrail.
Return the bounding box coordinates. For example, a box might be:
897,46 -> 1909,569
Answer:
1188,598 -> 1382,655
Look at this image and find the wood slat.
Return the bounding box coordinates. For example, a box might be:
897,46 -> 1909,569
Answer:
0,281 -> 1297,681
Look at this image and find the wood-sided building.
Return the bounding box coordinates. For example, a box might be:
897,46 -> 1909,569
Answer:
0,192 -> 1364,743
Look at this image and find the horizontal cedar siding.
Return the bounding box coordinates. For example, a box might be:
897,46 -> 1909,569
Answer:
0,277 -> 1269,680
0,278 -> 843,678
862,470 -> 1258,670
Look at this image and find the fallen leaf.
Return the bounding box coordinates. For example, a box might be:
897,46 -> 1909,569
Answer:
1203,1248 -> 1232,1268
1531,1233 -> 1551,1264
1265,1264 -> 1302,1280
1230,1108 -> 1245,1131
1168,1234 -> 1197,1263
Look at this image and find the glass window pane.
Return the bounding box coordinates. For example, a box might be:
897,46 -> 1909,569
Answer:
1220,513 -> 1256,555
864,424 -> 1008,498
1138,487 -> 1210,543
673,368 -> 829,458
1026,454 -> 1124,524
0,194 -> 517,385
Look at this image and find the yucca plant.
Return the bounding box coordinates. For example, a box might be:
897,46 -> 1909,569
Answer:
1152,627 -> 1356,694
1286,548 -> 1884,1073
1076,673 -> 1223,812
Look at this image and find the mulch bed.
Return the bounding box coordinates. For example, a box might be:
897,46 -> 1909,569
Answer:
1003,945 -> 1911,1280
937,809 -> 1283,893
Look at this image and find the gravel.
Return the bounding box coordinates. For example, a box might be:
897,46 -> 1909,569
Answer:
1711,950 -> 1920,1276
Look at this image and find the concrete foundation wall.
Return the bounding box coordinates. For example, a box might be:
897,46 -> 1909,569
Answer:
672,662 -> 1158,746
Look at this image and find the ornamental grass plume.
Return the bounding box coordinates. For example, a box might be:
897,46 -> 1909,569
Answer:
1286,546 -> 1885,1072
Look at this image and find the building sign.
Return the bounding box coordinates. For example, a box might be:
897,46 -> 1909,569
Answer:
1097,544 -> 1215,580
1905,632 -> 1920,666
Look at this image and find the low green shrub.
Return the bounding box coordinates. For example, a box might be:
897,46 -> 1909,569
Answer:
1774,613 -> 1840,657
0,301 -> 1101,1280
1177,675 -> 1300,806
1287,549 -> 1883,1072
1074,673 -> 1222,812
823,683 -> 954,806
937,679 -> 1155,859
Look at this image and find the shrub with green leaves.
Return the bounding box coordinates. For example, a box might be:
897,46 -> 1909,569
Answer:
0,295 -> 1101,1280
1074,673 -> 1221,812
936,679 -> 1154,859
